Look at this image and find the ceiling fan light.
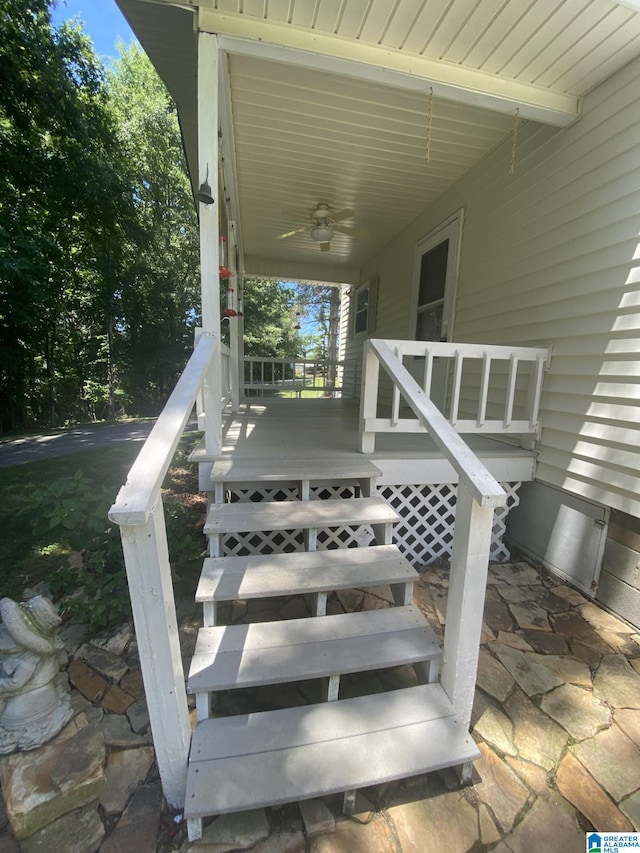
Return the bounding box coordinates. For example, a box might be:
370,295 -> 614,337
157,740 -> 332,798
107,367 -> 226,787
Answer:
310,224 -> 333,243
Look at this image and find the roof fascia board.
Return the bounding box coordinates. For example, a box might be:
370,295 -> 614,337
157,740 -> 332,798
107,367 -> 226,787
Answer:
200,10 -> 579,127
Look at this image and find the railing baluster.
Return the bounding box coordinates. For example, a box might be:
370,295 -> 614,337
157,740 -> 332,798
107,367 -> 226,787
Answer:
528,353 -> 546,430
450,350 -> 463,426
504,354 -> 518,428
391,345 -> 402,426
423,350 -> 434,398
477,352 -> 491,427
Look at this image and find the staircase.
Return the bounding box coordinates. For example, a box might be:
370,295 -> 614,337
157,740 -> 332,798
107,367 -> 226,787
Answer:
183,457 -> 480,840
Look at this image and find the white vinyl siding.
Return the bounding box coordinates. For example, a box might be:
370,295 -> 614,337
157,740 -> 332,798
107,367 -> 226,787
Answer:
356,53 -> 640,518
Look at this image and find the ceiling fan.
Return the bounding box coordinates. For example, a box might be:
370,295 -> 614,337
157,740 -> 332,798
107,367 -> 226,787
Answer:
276,203 -> 361,252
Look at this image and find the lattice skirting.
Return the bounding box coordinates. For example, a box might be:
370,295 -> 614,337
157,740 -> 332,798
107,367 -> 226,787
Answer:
220,482 -> 521,565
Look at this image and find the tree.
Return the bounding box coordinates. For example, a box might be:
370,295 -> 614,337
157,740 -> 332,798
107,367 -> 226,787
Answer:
242,279 -> 302,358
106,44 -> 200,416
0,0 -> 133,429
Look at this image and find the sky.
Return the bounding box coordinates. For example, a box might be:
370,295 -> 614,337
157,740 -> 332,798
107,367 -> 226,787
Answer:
50,0 -> 136,61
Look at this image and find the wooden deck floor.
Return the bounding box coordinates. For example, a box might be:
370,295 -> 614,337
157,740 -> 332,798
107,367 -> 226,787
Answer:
216,398 -> 536,484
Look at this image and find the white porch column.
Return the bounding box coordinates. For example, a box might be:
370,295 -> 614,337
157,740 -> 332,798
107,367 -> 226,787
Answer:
198,32 -> 222,455
440,485 -> 494,728
227,220 -> 241,412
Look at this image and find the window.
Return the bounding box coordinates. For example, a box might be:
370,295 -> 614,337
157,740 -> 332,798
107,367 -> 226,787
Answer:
352,276 -> 378,337
354,283 -> 370,335
415,238 -> 449,341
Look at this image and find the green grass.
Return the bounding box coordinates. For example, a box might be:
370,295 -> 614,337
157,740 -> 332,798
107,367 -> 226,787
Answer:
0,435 -> 206,609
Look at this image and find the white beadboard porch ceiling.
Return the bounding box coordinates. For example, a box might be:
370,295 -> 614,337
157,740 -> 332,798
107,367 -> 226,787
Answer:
117,0 -> 640,284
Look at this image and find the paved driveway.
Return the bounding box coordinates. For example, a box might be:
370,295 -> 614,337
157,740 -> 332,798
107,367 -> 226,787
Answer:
0,421 -> 196,468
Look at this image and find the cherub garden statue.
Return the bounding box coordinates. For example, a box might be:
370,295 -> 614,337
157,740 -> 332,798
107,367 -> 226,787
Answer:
0,595 -> 72,753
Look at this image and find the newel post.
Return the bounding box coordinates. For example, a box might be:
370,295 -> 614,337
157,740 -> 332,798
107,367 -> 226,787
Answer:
359,340 -> 379,453
440,485 -> 494,728
118,501 -> 191,808
198,31 -> 222,456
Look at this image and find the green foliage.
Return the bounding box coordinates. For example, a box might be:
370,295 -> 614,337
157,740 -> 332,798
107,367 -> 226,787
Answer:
0,0 -> 136,430
0,6 -> 199,431
242,279 -> 303,357
18,469 -> 129,631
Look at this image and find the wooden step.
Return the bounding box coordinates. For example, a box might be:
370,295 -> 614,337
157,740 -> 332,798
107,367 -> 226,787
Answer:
196,544 -> 416,604
184,683 -> 479,828
188,605 -> 440,703
210,457 -> 381,485
204,496 -> 398,535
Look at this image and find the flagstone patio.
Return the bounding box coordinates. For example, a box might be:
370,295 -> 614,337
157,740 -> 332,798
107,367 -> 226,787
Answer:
0,558 -> 638,852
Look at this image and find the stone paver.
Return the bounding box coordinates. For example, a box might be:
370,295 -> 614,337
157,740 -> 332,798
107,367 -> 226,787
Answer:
620,790 -> 640,830
0,721 -> 106,839
501,796 -> 584,853
478,803 -> 501,846
476,648 -> 515,702
101,684 -> 135,714
473,706 -> 516,756
101,713 -> 150,748
99,745 -> 155,814
530,653 -> 591,686
483,598 -> 514,632
473,743 -> 529,832
573,725 -> 640,801
67,659 -> 108,703
594,654 -> 640,708
579,602 -> 635,635
489,563 -> 541,586
541,683 -> 611,740
100,784 -> 162,853
192,809 -> 269,853
614,708 -> 640,748
556,752 -> 633,831
78,644 -> 129,682
19,803 -> 105,853
550,585 -> 588,606
491,643 -> 564,696
388,791 -> 478,853
504,756 -> 549,795
505,688 -> 568,771
552,611 -> 614,653
509,602 -> 552,632
522,629 -> 569,655
495,631 -> 533,652
298,800 -> 335,838
493,583 -> 544,604
310,816 -> 396,853
251,827 -> 306,853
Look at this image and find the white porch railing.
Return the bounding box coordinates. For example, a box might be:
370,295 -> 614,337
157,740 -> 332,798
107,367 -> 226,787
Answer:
360,339 -> 509,730
108,331 -> 221,808
360,339 -> 549,452
244,356 -> 355,397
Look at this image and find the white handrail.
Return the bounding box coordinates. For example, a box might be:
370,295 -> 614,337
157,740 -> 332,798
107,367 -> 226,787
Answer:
109,332 -> 218,525
366,340 -> 506,509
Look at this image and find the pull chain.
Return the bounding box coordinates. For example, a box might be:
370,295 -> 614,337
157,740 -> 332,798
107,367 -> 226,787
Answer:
509,108 -> 520,176
425,87 -> 434,163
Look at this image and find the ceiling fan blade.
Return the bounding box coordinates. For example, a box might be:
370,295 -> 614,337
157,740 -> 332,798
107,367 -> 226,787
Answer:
333,225 -> 367,238
276,226 -> 307,240
330,208 -> 354,223
320,242 -> 331,252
